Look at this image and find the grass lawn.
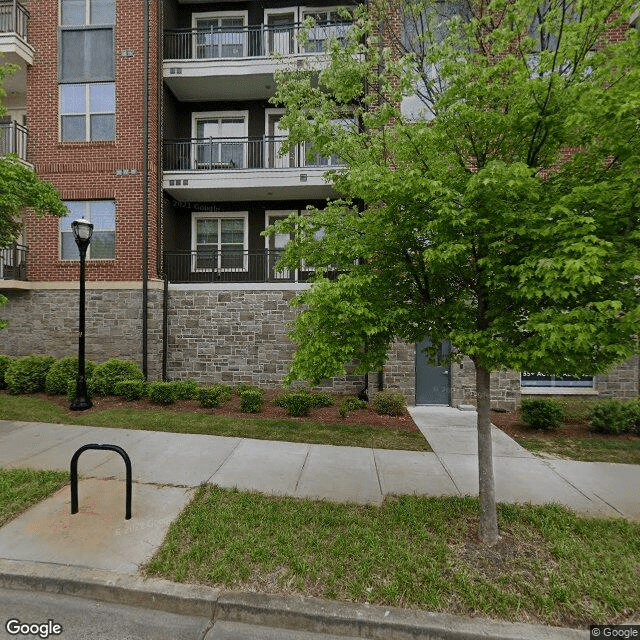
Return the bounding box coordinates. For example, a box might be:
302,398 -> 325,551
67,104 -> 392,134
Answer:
0,393 -> 430,452
0,468 -> 69,527
145,486 -> 640,629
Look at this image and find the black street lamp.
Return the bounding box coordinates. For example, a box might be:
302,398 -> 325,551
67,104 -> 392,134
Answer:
70,217 -> 94,411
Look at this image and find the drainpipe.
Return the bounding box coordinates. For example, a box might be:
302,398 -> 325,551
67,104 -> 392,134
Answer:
142,0 -> 150,379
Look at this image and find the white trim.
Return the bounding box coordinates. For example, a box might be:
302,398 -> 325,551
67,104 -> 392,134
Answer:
191,110 -> 249,139
191,211 -> 248,273
169,282 -> 310,292
263,8 -> 299,55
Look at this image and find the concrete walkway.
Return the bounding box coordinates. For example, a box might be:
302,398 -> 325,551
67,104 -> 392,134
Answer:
1,411 -> 636,639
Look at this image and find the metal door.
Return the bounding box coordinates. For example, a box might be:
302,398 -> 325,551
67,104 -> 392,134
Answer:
415,338 -> 451,405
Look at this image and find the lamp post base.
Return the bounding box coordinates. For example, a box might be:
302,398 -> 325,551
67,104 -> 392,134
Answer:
70,376 -> 93,411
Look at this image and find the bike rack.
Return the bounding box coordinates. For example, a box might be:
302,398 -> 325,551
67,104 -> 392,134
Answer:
70,444 -> 132,520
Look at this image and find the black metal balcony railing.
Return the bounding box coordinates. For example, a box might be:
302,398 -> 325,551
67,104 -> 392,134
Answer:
164,137 -> 339,172
164,249 -> 335,284
0,1 -> 29,39
0,121 -> 28,162
0,244 -> 27,281
164,21 -> 350,61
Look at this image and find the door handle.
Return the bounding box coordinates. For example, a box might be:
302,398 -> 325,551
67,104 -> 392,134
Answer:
442,370 -> 449,375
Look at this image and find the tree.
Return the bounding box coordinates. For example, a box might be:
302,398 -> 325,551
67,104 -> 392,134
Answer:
268,0 -> 640,544
1,63 -> 67,325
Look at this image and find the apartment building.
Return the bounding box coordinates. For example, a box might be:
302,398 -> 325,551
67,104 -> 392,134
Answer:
0,0 -> 637,408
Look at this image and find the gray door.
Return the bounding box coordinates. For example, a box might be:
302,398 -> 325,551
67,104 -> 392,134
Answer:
415,338 -> 451,405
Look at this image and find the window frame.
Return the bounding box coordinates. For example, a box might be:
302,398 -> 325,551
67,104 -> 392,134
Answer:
520,372 -> 594,388
60,0 -> 116,27
58,26 -> 115,84
191,211 -> 249,273
191,111 -> 248,169
59,200 -> 116,261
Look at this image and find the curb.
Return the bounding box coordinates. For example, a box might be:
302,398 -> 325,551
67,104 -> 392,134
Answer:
0,559 -> 587,639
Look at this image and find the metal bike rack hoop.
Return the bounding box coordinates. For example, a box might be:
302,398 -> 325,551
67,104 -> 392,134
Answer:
70,444 -> 132,520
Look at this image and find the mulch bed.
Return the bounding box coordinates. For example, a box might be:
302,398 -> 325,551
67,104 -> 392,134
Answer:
45,390 -> 421,433
491,409 -> 640,443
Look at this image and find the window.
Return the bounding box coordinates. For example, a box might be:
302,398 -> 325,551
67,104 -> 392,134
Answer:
192,213 -> 247,271
61,0 -> 115,26
60,201 -> 116,260
302,9 -> 350,53
193,112 -> 247,169
521,373 -> 594,388
60,83 -> 115,141
60,29 -> 114,82
192,12 -> 247,59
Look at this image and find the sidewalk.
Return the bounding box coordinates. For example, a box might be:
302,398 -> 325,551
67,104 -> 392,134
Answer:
1,409 -> 637,638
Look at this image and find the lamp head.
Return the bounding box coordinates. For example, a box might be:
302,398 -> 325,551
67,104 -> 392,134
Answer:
71,218 -> 94,247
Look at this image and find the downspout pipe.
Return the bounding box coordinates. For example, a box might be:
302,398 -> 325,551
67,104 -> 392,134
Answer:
142,0 -> 150,378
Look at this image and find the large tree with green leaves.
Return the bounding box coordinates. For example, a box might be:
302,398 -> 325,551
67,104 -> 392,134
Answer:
0,63 -> 67,324
268,0 -> 640,544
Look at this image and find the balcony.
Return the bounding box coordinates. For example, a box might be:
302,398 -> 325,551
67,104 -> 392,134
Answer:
0,120 -> 28,163
163,21 -> 350,101
0,243 -> 27,284
163,137 -> 341,201
164,249 -> 334,284
0,1 -> 32,65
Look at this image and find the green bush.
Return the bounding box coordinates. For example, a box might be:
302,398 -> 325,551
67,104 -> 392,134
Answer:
588,400 -> 631,435
88,359 -> 144,396
114,379 -> 146,401
0,355 -> 16,389
520,398 -> 565,430
147,381 -> 178,405
372,390 -> 406,416
623,399 -> 640,435
277,391 -> 313,417
235,382 -> 261,396
5,355 -> 56,394
310,391 -> 335,408
171,378 -> 199,400
44,356 -> 95,395
239,388 -> 265,413
197,384 -> 232,408
338,395 -> 368,418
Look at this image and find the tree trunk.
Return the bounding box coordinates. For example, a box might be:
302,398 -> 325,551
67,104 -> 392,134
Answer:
476,363 -> 500,546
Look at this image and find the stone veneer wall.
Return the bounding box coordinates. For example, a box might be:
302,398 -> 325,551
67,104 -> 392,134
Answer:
2,285 -> 638,406
1,286 -> 163,380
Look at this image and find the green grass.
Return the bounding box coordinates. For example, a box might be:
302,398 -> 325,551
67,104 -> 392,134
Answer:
0,468 -> 69,526
0,394 -> 430,451
516,436 -> 640,464
145,487 -> 640,628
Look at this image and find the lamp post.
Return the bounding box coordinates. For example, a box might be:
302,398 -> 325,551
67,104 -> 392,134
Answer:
70,217 -> 93,411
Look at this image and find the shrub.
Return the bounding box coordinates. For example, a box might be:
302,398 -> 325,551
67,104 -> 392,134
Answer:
0,355 -> 16,389
171,378 -> 199,400
623,399 -> 640,435
89,359 -> 144,396
5,355 -> 56,394
197,384 -> 232,408
235,382 -> 261,396
240,388 -> 265,413
310,391 -> 335,408
114,379 -> 146,401
278,391 -> 314,417
372,390 -> 406,416
338,395 -> 368,418
45,356 -> 95,395
521,398 -> 565,430
588,400 -> 631,435
147,381 -> 178,405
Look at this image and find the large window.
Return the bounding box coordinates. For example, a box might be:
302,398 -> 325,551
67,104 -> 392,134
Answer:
59,0 -> 115,142
301,8 -> 350,53
60,83 -> 115,141
192,213 -> 247,271
60,201 -> 116,260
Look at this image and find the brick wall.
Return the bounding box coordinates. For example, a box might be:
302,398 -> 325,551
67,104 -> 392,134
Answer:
25,0 -> 159,282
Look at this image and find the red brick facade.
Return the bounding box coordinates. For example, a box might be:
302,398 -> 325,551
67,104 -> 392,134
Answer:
25,0 -> 159,282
